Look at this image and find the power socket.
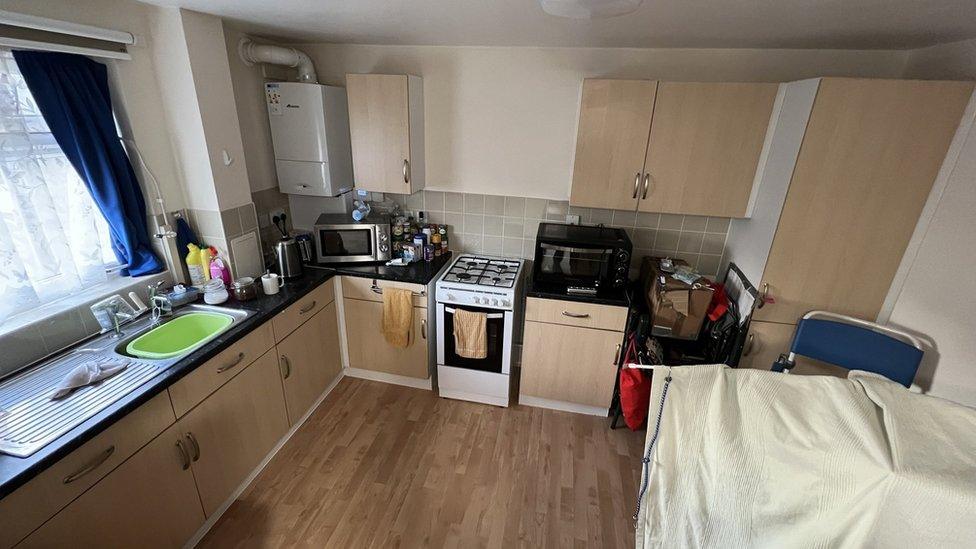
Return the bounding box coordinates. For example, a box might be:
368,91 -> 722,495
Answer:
267,208 -> 286,228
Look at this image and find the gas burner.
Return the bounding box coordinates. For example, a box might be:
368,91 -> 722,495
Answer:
455,272 -> 472,280
441,255 -> 524,289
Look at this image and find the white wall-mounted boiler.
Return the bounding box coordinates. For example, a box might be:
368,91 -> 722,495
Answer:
265,82 -> 354,197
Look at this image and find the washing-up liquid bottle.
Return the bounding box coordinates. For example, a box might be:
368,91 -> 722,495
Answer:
209,248 -> 232,286
185,244 -> 207,287
198,245 -> 212,281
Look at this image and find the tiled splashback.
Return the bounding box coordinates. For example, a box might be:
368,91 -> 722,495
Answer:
389,190 -> 730,278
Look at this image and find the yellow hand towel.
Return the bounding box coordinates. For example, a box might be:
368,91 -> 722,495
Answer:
382,287 -> 414,349
453,308 -> 487,359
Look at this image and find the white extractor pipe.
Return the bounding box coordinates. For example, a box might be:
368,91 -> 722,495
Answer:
238,37 -> 317,83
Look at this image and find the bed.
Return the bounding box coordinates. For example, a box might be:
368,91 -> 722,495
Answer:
634,364 -> 976,548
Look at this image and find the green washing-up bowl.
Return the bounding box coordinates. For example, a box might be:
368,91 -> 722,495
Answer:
125,312 -> 234,359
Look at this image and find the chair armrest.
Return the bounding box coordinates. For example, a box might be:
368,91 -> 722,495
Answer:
771,354 -> 795,373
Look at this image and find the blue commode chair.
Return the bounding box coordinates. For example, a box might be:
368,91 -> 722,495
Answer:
772,311 -> 924,387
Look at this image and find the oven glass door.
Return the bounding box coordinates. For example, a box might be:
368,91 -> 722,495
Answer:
536,242 -> 612,286
317,228 -> 374,257
442,305 -> 506,373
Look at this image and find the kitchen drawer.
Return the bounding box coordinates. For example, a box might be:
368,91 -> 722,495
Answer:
271,281 -> 335,342
525,297 -> 627,332
168,322 -> 274,417
0,391 -> 175,548
341,276 -> 426,308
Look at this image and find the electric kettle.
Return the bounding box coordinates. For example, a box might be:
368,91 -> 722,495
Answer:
275,237 -> 303,279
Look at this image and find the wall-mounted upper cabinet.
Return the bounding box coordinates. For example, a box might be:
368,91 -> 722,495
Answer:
346,74 -> 425,195
569,79 -> 778,218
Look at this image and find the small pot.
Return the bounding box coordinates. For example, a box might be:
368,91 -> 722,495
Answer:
231,277 -> 258,301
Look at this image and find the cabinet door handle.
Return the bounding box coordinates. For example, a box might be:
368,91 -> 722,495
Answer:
299,300 -> 317,314
403,159 -> 410,184
613,343 -> 622,366
421,319 -> 427,340
561,311 -> 590,319
280,355 -> 291,379
641,173 -> 650,200
62,445 -> 115,484
216,352 -> 245,373
632,172 -> 641,199
175,439 -> 191,470
185,432 -> 200,462
743,333 -> 756,356
757,283 -> 769,309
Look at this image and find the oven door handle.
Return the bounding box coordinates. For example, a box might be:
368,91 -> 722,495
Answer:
444,306 -> 505,319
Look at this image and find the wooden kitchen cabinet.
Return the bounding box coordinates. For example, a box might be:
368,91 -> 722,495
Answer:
0,392 -> 176,548
178,350 -> 289,517
343,297 -> 429,379
277,302 -> 343,425
755,78 -> 974,325
570,79 -> 658,211
569,79 -> 776,217
18,423 -> 205,549
640,81 -> 778,217
346,73 -> 425,194
520,318 -> 623,411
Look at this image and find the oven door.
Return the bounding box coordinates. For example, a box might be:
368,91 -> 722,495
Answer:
438,304 -> 511,374
315,225 -> 377,263
534,242 -> 613,287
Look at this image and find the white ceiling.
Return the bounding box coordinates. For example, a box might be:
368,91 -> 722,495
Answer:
140,0 -> 976,50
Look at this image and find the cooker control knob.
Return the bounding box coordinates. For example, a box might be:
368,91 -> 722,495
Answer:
447,293 -> 456,301
491,298 -> 499,306
473,297 -> 482,304
502,299 -> 511,307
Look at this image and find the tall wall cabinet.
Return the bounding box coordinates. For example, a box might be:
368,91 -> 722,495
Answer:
346,73 -> 425,194
730,77 -> 975,369
570,79 -> 779,217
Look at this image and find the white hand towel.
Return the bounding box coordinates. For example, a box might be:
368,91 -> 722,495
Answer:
51,360 -> 129,400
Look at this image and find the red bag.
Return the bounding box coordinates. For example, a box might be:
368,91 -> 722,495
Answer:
619,337 -> 652,430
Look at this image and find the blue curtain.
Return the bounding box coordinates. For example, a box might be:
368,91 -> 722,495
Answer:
13,50 -> 163,277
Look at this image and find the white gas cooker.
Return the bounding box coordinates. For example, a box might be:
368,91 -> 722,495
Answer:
435,254 -> 525,407
434,255 -> 525,310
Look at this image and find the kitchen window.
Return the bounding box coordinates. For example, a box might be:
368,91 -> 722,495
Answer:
0,49 -> 119,323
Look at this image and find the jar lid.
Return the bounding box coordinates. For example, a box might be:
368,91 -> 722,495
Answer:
231,277 -> 255,289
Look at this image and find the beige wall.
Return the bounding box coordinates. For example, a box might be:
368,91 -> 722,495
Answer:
259,44 -> 909,200
884,40 -> 976,407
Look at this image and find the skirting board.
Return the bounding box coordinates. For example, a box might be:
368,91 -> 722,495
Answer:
344,367 -> 433,390
184,371 -> 344,548
518,395 -> 609,417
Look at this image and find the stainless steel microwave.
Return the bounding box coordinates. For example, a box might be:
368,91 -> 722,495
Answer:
312,213 -> 391,264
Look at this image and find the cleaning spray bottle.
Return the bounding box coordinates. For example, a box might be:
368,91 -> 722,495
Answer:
185,244 -> 207,287
209,247 -> 232,286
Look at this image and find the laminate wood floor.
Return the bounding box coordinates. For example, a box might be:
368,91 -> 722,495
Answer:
199,377 -> 645,548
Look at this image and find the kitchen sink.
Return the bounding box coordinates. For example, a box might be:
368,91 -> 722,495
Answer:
0,303 -> 253,457
124,311 -> 234,359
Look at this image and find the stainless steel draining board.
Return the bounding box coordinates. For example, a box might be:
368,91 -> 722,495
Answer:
0,353 -> 161,457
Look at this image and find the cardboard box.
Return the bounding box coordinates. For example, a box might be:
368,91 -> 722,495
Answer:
640,257 -> 714,340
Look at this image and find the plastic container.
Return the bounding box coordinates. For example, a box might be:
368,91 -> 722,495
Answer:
202,279 -> 229,305
185,244 -> 207,287
209,252 -> 232,286
166,285 -> 200,307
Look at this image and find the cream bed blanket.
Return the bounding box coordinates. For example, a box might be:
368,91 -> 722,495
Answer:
635,365 -> 976,548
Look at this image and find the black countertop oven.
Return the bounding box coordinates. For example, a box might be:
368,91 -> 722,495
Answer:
532,223 -> 632,296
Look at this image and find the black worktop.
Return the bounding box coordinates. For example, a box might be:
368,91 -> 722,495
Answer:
0,252 -> 457,498
523,261 -> 632,308
320,251 -> 452,284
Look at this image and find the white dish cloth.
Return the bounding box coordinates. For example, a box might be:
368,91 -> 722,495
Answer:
51,360 -> 129,400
